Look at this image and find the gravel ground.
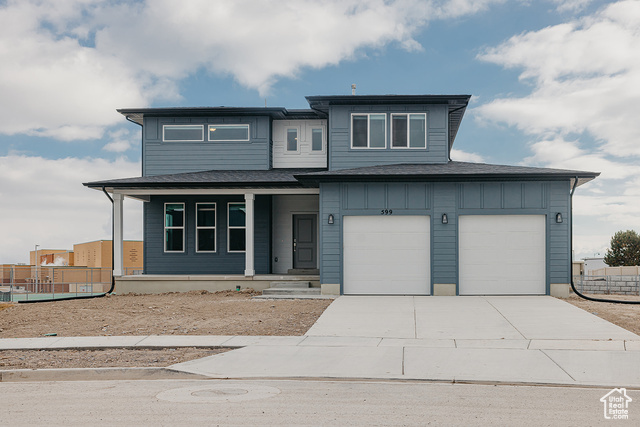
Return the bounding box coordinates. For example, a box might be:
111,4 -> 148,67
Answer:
0,347 -> 231,370
0,289 -> 332,338
565,293 -> 640,336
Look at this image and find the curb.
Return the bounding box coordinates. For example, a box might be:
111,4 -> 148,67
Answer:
0,367 -> 209,383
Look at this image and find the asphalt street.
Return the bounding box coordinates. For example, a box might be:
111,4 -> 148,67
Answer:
0,378 -> 633,426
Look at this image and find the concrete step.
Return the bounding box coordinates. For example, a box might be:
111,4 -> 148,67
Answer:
269,281 -> 310,289
287,269 -> 320,275
262,287 -> 321,296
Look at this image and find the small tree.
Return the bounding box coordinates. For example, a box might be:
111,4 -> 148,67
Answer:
604,230 -> 640,267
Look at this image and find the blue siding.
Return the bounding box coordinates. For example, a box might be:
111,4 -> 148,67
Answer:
318,180 -> 572,294
327,104 -> 449,170
143,195 -> 271,275
142,116 -> 271,176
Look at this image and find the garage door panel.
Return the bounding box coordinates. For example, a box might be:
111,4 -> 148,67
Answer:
459,215 -> 546,295
344,215 -> 430,295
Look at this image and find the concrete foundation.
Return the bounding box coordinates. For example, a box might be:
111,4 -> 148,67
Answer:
115,275 -> 320,295
321,283 -> 340,295
550,283 -> 570,298
433,283 -> 456,296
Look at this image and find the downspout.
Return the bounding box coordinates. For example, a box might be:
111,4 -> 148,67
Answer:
18,187 -> 116,303
569,176 -> 640,304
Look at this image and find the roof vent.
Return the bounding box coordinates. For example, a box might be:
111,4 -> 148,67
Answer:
351,84 -> 356,95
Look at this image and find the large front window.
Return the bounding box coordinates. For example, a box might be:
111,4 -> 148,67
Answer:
228,203 -> 246,252
208,124 -> 249,141
351,114 -> 386,149
196,203 -> 216,252
164,203 -> 185,252
391,113 -> 426,148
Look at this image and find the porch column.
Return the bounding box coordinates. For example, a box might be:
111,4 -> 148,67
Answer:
113,193 -> 124,276
244,193 -> 255,276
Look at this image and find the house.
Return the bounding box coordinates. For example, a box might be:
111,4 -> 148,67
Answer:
84,94 -> 598,297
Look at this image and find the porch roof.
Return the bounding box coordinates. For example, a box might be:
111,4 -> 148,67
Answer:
294,162 -> 599,187
84,168 -> 326,191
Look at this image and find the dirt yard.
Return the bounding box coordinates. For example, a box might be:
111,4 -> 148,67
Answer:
565,293 -> 640,336
0,290 -> 332,370
0,289 -> 332,338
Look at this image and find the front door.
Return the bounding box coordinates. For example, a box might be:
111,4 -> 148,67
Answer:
293,214 -> 317,269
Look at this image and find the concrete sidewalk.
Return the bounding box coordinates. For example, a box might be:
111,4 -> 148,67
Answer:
2,296 -> 640,388
172,296 -> 640,388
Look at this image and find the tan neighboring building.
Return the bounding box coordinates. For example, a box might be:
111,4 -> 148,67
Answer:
73,240 -> 143,271
29,249 -> 70,266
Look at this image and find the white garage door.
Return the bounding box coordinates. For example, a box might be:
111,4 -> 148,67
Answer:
343,215 -> 430,295
459,215 -> 546,295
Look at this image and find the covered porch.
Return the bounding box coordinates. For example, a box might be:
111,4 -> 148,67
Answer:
84,169 -> 325,294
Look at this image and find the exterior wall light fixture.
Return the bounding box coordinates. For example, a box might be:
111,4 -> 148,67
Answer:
556,212 -> 563,223
328,214 -> 334,225
441,213 -> 448,224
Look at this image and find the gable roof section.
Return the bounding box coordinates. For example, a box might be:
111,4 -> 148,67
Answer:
294,162 -> 599,187
305,94 -> 471,153
84,168 -> 325,190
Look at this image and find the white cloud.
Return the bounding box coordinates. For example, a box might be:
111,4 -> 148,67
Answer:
551,0 -> 593,13
103,128 -> 139,153
474,0 -> 640,259
0,0 -> 505,142
0,155 -> 142,264
450,149 -> 485,163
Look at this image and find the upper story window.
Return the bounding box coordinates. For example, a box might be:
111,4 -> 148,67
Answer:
351,114 -> 386,149
163,125 -> 204,142
311,128 -> 323,151
391,113 -> 426,149
164,203 -> 185,252
208,124 -> 249,141
196,203 -> 216,253
286,128 -> 298,152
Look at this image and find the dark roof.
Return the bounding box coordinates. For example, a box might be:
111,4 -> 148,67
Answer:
305,94 -> 471,153
294,162 -> 599,186
85,162 -> 599,192
83,168 -> 326,189
117,107 -> 325,125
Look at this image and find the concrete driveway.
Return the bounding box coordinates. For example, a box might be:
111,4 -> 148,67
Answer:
173,296 -> 640,387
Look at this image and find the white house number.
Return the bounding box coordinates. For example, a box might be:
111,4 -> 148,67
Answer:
380,209 -> 393,215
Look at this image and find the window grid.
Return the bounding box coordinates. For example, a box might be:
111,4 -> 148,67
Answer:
196,203 -> 216,253
350,113 -> 387,149
391,113 -> 427,149
227,202 -> 246,253
164,203 -> 185,253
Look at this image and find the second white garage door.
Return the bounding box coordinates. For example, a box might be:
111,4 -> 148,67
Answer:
459,215 -> 546,295
343,215 -> 430,295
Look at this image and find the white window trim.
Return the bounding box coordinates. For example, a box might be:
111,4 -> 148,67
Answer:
310,127 -> 326,154
390,113 -> 427,149
195,202 -> 216,253
284,126 -> 300,154
208,124 -> 250,142
164,202 -> 185,253
227,202 -> 246,253
162,125 -> 204,142
350,113 -> 387,149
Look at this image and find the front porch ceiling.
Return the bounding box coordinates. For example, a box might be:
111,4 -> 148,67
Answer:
111,187 -> 320,201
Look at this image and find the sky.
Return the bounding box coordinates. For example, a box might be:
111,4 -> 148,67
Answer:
1,0 -> 639,264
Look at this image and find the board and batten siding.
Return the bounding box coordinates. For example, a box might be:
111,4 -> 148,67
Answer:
142,116 -> 271,176
326,104 -> 449,171
272,120 -> 327,168
318,180 -> 572,294
143,195 -> 271,275
271,195 -> 320,274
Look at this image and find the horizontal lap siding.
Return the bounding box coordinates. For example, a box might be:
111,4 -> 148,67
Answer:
327,105 -> 449,171
143,116 -> 270,176
144,195 -> 271,275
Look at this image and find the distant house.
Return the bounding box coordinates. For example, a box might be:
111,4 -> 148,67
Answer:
85,94 -> 598,297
